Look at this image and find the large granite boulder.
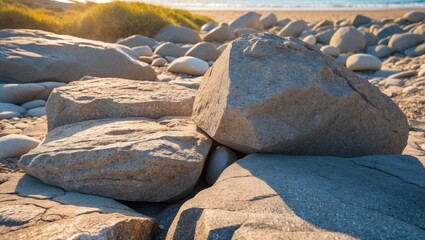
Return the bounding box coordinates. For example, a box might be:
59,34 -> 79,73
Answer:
46,78 -> 196,131
192,33 -> 408,157
18,117 -> 212,202
0,29 -> 156,83
167,154 -> 425,239
0,173 -> 157,239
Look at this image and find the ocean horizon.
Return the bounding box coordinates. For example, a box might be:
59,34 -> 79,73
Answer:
58,0 -> 425,10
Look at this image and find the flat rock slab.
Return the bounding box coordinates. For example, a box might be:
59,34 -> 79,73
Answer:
18,117 -> 212,202
47,78 -> 196,131
0,173 -> 157,239
0,29 -> 156,83
167,154 -> 425,239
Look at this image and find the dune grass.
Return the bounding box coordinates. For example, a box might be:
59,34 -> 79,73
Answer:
0,0 -> 213,41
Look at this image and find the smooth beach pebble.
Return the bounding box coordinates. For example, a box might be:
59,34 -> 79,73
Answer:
0,134 -> 40,159
27,107 -> 46,117
167,56 -> 210,76
205,146 -> 239,185
320,45 -> 340,57
20,100 -> 46,110
346,54 -> 381,71
151,58 -> 167,67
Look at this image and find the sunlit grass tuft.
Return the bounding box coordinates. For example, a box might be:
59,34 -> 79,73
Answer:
0,0 -> 213,41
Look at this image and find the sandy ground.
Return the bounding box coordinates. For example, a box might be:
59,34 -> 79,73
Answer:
191,8 -> 425,23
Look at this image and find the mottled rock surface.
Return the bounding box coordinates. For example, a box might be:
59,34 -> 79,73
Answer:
18,117 -> 212,202
167,154 -> 425,240
47,78 -> 196,130
193,33 -> 408,157
0,173 -> 157,239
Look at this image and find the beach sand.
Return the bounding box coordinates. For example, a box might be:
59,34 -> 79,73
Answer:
191,8 -> 425,23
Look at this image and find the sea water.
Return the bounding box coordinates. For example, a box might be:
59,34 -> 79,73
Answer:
84,0 -> 425,10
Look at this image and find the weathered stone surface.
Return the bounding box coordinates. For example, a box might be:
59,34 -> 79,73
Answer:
278,19 -> 309,37
167,57 -> 210,76
185,42 -> 222,62
346,54 -> 381,71
0,29 -> 156,83
389,33 -> 425,52
167,154 -> 425,240
18,117 -> 212,202
203,26 -> 237,43
154,24 -> 201,44
330,27 -> 366,53
117,34 -> 157,48
0,134 -> 40,159
47,78 -> 196,130
229,12 -> 264,30
0,173 -> 157,239
192,33 -> 408,156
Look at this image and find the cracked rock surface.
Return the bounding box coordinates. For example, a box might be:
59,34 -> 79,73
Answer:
0,173 -> 157,240
47,77 -> 196,131
193,33 -> 408,156
18,117 -> 212,202
166,154 -> 425,239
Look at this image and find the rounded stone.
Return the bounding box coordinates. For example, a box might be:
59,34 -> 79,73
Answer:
0,134 -> 40,159
151,58 -> 167,67
205,146 -> 239,185
185,42 -> 222,62
320,45 -> 340,57
20,100 -> 46,110
203,26 -> 237,43
330,27 -> 366,53
132,46 -> 152,57
201,22 -> 217,32
388,33 -> 425,52
168,56 -> 210,76
346,54 -> 382,71
26,107 -> 46,117
303,35 -> 316,45
403,11 -> 425,23
278,19 -> 309,37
